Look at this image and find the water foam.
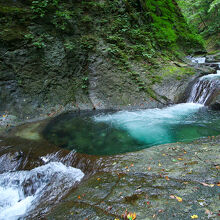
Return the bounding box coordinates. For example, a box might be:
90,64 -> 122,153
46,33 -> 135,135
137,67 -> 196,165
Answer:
94,103 -> 203,145
0,162 -> 84,220
201,70 -> 220,80
190,57 -> 206,64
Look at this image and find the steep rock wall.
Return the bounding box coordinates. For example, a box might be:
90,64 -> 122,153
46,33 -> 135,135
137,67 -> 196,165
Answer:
0,0 -> 204,118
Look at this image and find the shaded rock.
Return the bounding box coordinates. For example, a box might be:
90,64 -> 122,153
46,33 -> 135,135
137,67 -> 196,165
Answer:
206,52 -> 220,63
46,136 -> 220,220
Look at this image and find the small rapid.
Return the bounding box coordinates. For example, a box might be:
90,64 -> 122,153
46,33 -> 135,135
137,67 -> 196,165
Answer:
190,56 -> 206,64
187,54 -> 220,105
0,162 -> 84,220
187,70 -> 220,105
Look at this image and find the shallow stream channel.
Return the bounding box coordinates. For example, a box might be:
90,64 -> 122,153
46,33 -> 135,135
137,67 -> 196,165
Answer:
0,57 -> 220,219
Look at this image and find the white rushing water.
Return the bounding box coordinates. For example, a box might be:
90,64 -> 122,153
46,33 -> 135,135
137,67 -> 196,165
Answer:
190,57 -> 206,64
188,70 -> 220,104
201,70 -> 220,80
94,103 -> 203,145
0,162 -> 84,220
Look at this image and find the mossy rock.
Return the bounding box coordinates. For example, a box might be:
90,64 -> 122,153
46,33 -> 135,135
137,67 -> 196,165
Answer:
0,26 -> 26,41
0,5 -> 28,14
161,65 -> 195,80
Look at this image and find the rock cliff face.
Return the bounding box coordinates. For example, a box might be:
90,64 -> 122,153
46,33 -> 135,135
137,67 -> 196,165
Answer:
0,0 -> 204,118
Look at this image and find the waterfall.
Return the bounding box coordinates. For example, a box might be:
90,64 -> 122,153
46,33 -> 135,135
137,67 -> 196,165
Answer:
187,56 -> 220,105
187,71 -> 220,105
190,57 -> 206,64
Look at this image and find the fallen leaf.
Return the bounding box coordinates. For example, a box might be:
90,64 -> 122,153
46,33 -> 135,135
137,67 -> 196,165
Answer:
121,209 -> 128,219
48,112 -> 56,117
162,154 -> 166,156
127,212 -> 136,220
191,214 -> 198,219
97,178 -> 101,181
201,182 -> 214,187
178,158 -> 183,160
108,206 -> 112,210
175,196 -> 183,202
205,209 -> 213,216
158,163 -> 162,167
165,176 -> 170,180
170,195 -> 182,202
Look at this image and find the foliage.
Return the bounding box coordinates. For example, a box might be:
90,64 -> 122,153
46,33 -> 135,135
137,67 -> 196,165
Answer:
31,0 -> 59,17
177,0 -> 220,38
144,0 -> 204,50
31,0 -> 72,31
24,33 -> 48,48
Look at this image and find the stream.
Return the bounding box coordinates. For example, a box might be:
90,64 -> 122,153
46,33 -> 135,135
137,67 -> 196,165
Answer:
0,57 -> 220,219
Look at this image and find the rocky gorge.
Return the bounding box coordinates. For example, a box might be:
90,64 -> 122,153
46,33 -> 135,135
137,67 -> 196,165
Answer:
0,0 -> 220,219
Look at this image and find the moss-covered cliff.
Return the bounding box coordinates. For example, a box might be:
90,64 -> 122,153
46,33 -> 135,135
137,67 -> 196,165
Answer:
0,0 -> 204,118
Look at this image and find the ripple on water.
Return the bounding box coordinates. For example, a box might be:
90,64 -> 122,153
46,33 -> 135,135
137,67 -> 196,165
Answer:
43,103 -> 220,155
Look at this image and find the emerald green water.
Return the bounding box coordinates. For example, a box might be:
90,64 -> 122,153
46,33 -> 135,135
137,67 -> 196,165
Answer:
43,103 -> 220,155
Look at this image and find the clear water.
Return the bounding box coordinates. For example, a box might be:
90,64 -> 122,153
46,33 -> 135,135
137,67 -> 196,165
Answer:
44,103 -> 220,156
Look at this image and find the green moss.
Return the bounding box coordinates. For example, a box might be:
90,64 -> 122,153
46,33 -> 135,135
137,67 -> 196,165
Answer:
0,5 -> 28,14
0,26 -> 25,41
161,65 -> 195,80
207,50 -> 220,55
144,0 -> 204,51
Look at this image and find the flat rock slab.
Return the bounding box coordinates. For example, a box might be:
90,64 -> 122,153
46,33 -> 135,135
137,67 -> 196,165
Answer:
47,137 -> 220,220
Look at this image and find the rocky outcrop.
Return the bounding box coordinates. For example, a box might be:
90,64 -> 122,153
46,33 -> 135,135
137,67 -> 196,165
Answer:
47,136 -> 220,219
0,0 -> 205,122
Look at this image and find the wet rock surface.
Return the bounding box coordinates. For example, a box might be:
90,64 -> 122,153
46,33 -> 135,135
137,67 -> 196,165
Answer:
46,136 -> 220,220
0,118 -> 219,219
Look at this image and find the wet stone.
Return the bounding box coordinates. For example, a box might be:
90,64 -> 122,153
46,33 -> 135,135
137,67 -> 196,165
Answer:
46,136 -> 220,220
